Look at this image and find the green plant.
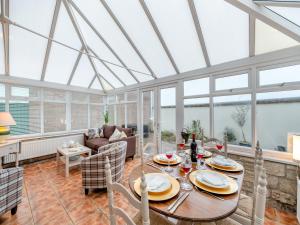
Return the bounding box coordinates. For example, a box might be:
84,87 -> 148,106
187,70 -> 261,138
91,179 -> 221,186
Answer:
103,110 -> 109,124
161,130 -> 176,143
223,127 -> 237,143
231,104 -> 250,143
186,120 -> 207,140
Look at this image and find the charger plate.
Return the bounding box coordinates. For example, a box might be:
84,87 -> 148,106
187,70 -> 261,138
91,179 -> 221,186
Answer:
190,170 -> 238,195
206,158 -> 243,172
134,173 -> 180,201
153,154 -> 182,165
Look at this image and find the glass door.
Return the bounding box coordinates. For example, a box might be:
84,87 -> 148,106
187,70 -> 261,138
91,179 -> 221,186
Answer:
159,86 -> 176,153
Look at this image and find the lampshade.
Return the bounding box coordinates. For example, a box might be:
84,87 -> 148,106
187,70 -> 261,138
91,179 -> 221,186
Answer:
0,112 -> 16,126
292,135 -> 300,161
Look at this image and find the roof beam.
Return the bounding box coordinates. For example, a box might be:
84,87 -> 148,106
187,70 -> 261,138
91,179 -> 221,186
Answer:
41,0 -> 61,81
88,47 -> 126,86
225,0 -> 300,42
62,0 -> 114,91
69,0 -> 140,83
1,0 -> 9,75
99,0 -> 157,79
67,46 -> 84,85
249,15 -> 256,57
187,0 -> 211,67
138,0 -> 180,74
253,1 -> 300,7
88,75 -> 96,89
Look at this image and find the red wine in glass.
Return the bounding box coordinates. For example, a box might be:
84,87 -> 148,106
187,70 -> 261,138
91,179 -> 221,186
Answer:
166,153 -> 173,159
197,153 -> 204,159
182,165 -> 191,174
179,143 -> 185,150
216,144 -> 223,150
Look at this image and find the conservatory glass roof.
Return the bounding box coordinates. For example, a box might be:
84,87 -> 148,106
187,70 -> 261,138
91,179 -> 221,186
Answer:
0,0 -> 299,92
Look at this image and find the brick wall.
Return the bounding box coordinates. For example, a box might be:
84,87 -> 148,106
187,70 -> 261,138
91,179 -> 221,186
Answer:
228,153 -> 297,212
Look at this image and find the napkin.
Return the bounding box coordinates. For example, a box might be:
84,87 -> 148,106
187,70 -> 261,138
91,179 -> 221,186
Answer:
200,173 -> 226,187
212,156 -> 235,167
146,175 -> 169,192
157,154 -> 176,162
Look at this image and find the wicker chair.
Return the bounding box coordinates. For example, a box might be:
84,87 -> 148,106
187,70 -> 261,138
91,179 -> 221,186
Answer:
0,167 -> 23,216
81,141 -> 127,195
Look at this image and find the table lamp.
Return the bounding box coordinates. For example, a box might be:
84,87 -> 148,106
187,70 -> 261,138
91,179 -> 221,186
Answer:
0,112 -> 16,144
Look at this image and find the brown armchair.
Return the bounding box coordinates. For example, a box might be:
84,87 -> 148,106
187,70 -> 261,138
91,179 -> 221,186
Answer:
84,125 -> 136,159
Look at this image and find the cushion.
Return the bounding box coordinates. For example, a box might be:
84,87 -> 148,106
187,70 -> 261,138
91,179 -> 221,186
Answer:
85,137 -> 109,150
103,125 -> 116,139
86,128 -> 97,140
120,131 -> 127,139
109,128 -> 122,142
117,127 -> 133,137
99,128 -> 104,138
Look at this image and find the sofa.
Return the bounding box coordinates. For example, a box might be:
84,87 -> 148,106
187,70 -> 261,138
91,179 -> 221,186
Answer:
84,125 -> 136,159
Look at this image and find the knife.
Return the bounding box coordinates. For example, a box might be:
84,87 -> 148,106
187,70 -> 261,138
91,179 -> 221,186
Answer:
169,192 -> 190,214
167,192 -> 185,211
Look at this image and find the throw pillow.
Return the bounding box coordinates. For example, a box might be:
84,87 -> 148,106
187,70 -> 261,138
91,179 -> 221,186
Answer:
99,128 -> 104,137
109,128 -> 122,142
87,128 -> 96,139
120,131 -> 127,139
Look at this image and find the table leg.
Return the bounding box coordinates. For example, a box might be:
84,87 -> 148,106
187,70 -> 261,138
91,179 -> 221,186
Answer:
65,156 -> 69,177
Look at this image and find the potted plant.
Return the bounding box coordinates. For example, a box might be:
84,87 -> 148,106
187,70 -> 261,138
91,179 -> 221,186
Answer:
231,105 -> 251,147
223,127 -> 237,144
103,110 -> 109,124
186,120 -> 207,142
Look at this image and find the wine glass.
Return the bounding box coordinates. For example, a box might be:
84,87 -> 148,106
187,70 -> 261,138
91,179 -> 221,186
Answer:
178,140 -> 186,157
164,151 -> 174,172
196,148 -> 205,170
180,154 -> 193,191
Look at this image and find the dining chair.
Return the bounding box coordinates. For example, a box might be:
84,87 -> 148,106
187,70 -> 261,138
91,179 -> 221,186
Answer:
105,156 -> 173,225
229,141 -> 267,225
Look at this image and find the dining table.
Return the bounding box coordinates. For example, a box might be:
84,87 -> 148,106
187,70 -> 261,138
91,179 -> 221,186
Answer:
128,156 -> 245,223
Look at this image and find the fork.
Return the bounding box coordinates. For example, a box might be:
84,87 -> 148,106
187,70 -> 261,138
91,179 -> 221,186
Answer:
193,186 -> 224,201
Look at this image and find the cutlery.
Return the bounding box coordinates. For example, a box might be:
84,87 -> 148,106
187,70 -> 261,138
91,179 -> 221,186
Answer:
194,186 -> 224,201
146,163 -> 163,171
169,192 -> 190,214
167,192 -> 185,211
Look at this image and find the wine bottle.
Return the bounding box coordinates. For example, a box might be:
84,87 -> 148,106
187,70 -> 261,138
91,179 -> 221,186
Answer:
190,133 -> 198,163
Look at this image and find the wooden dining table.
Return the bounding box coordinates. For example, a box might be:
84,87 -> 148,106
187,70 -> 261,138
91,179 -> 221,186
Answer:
128,158 -> 244,223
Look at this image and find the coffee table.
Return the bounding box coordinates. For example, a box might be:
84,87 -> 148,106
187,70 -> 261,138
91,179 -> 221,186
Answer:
57,145 -> 91,177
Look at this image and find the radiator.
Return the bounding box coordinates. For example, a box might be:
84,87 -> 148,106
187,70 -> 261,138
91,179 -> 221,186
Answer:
3,134 -> 84,164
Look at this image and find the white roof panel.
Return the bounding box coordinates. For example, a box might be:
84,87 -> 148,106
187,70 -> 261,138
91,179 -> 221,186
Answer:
71,55 -> 95,88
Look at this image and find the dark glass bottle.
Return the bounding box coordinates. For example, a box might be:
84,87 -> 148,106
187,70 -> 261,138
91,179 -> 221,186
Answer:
190,133 -> 198,163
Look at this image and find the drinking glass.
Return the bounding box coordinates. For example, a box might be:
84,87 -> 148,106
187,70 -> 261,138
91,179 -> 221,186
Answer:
178,141 -> 186,157
164,151 -> 174,172
180,155 -> 193,191
196,148 -> 205,170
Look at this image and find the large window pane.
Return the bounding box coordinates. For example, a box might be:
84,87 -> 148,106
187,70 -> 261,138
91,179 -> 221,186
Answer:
257,90 -> 300,152
215,74 -> 248,91
0,100 -> 5,112
116,104 -> 125,127
71,55 -> 95,88
142,90 -> 155,152
184,78 -> 209,96
214,94 -> 251,146
267,6 -> 300,27
0,84 -> 5,98
44,102 -> 66,133
195,0 -> 249,65
160,87 -> 176,152
0,26 -> 4,74
71,103 -> 88,130
90,105 -> 104,128
184,98 -> 210,138
107,105 -> 115,125
9,100 -> 41,135
145,0 -> 206,72
259,64 -> 300,86
127,103 -> 137,130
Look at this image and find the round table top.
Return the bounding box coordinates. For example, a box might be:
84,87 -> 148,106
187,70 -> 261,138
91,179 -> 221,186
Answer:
128,159 -> 244,222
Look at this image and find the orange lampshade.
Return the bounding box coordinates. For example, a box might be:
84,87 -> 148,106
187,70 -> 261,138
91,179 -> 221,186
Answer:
0,112 -> 16,126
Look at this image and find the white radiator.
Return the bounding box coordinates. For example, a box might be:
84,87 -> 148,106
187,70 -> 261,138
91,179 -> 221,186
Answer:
4,134 -> 84,163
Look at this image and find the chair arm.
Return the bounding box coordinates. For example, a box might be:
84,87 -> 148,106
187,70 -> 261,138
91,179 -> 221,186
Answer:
0,167 -> 23,185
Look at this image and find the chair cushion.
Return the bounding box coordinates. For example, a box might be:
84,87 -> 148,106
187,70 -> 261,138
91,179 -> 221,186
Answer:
109,129 -> 122,142
85,137 -> 109,150
103,125 -> 116,139
133,211 -> 173,225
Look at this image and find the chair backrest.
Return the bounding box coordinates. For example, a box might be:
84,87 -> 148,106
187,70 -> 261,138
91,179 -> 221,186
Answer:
254,168 -> 267,225
105,157 -> 150,225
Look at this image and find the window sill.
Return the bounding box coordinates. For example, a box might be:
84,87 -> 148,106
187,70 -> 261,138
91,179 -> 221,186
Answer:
228,145 -> 296,166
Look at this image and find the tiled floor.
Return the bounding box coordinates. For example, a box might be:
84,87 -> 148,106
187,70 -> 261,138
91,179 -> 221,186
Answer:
0,158 -> 298,225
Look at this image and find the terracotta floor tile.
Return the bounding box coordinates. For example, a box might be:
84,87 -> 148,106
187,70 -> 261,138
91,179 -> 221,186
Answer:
0,157 -> 298,225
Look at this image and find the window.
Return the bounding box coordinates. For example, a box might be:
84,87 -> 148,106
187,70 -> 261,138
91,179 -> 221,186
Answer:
127,102 -> 137,129
0,84 -> 5,98
90,105 -> 104,128
116,104 -> 125,127
259,64 -> 300,86
9,86 -> 41,135
184,98 -> 210,137
127,91 -> 138,102
107,105 -> 115,125
257,90 -> 300,152
215,73 -> 248,91
213,94 -> 251,147
44,89 -> 66,133
184,78 -> 209,96
71,92 -> 88,130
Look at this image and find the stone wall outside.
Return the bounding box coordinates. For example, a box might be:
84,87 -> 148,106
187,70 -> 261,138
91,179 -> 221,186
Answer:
228,153 -> 297,212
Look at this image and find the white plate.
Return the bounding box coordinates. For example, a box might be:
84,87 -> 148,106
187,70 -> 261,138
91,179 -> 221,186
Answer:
212,156 -> 236,168
156,154 -> 177,162
145,173 -> 171,193
196,171 -> 229,189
